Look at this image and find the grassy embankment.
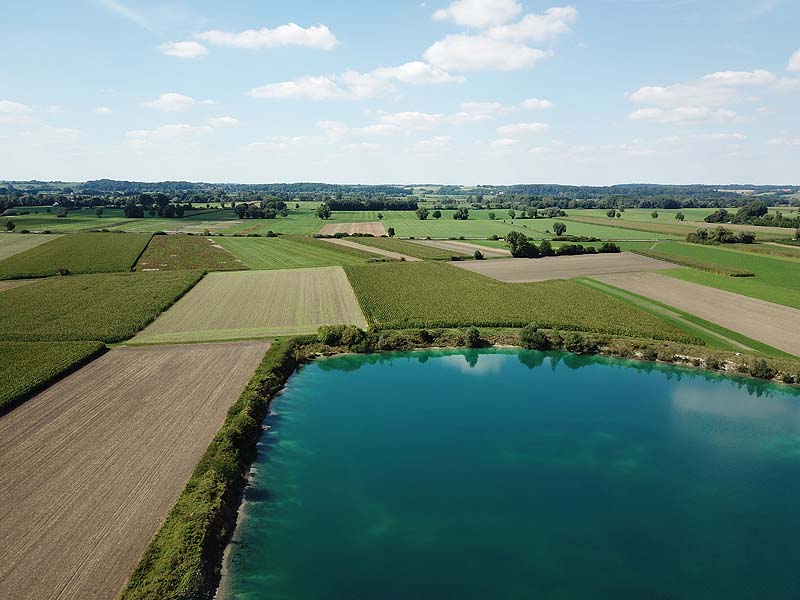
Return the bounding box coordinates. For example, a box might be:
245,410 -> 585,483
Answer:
0,233 -> 61,260
135,235 -> 245,272
344,261 -> 698,342
644,242 -> 800,309
0,232 -> 152,279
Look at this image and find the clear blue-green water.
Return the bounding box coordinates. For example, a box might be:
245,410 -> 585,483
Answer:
220,349 -> 800,599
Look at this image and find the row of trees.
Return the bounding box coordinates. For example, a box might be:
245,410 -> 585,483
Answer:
505,231 -> 620,258
686,227 -> 755,245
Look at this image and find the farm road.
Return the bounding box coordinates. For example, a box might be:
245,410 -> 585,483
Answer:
593,272 -> 800,357
0,340 -> 268,600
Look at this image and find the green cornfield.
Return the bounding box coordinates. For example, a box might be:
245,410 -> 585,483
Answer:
345,261 -> 699,342
0,271 -> 203,342
0,232 -> 152,279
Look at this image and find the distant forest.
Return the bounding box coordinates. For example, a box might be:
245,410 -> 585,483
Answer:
0,179 -> 798,214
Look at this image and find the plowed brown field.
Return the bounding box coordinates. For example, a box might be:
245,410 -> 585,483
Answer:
0,341 -> 268,600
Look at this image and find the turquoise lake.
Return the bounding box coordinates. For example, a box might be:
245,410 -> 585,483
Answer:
220,349 -> 800,599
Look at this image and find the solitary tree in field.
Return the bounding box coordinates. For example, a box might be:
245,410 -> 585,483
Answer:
675,211 -> 685,221
488,212 -> 496,220
508,209 -> 516,220
606,209 -> 616,218
5,220 -> 15,231
416,207 -> 429,220
553,222 -> 567,236
432,210 -> 442,219
387,227 -> 395,237
651,210 -> 659,219
316,204 -> 332,220
95,207 -> 103,218
615,211 -> 621,219
377,212 -> 384,220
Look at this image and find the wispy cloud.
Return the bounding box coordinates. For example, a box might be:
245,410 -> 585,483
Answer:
97,0 -> 154,32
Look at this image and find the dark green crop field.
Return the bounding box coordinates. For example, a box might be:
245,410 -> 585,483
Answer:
0,271 -> 203,342
0,233 -> 152,279
0,341 -> 106,414
135,234 -> 245,272
349,237 -> 469,260
345,262 -> 697,342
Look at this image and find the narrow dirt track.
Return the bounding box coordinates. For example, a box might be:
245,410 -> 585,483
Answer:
322,237 -> 420,261
593,272 -> 800,356
0,341 -> 268,600
413,239 -> 512,257
453,252 -> 677,282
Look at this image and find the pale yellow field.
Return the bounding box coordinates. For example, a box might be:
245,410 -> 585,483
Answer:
132,267 -> 367,344
0,234 -> 61,261
319,221 -> 387,236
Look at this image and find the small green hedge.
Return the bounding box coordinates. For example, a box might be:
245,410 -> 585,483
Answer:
120,337 -> 310,600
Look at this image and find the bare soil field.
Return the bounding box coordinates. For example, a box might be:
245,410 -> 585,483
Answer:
319,221 -> 387,236
132,267 -> 367,344
0,279 -> 36,293
0,341 -> 268,600
593,272 -> 800,356
323,237 -> 420,261
414,239 -> 512,257
0,234 -> 60,261
453,252 -> 677,283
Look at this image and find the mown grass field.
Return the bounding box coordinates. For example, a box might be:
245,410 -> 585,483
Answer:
0,233 -> 61,260
216,235 -> 372,269
0,271 -> 203,342
0,232 -> 151,279
350,236 -> 468,259
344,261 -> 696,341
0,341 -> 106,414
651,242 -> 800,309
132,268 -> 367,344
135,234 -> 245,271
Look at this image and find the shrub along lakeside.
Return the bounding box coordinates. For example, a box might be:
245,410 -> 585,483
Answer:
120,324 -> 800,600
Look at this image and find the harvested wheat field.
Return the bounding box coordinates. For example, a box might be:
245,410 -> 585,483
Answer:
0,234 -> 60,261
414,239 -> 512,257
453,252 -> 677,283
0,341 -> 268,600
323,237 -> 420,261
319,221 -> 387,236
132,267 -> 367,344
594,272 -> 800,357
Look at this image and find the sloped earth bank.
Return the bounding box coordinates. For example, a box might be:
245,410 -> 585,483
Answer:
414,238 -> 512,257
322,237 -> 421,261
0,341 -> 268,600
593,272 -> 800,357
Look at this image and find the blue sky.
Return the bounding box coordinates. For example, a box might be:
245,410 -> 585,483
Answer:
1,0 -> 798,184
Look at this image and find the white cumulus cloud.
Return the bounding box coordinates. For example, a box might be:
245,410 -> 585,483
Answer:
424,34 -> 547,71
521,98 -> 553,109
206,116 -> 240,127
125,123 -> 212,144
94,106 -> 112,114
486,6 -> 577,42
160,41 -> 208,59
789,49 -> 800,72
143,93 -> 196,112
195,23 -> 337,51
496,122 -> 549,135
0,100 -> 32,113
628,106 -> 737,124
433,0 -> 522,28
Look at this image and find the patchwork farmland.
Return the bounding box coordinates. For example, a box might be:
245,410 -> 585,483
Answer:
1,181 -> 800,600
133,267 -> 367,344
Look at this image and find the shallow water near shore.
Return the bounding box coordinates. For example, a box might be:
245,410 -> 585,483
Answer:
219,349 -> 800,599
